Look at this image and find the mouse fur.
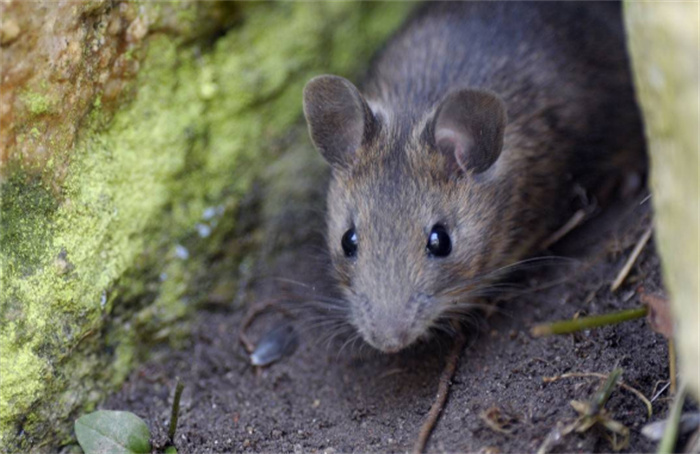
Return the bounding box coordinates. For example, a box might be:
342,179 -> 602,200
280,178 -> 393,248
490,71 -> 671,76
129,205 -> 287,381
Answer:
302,1 -> 645,353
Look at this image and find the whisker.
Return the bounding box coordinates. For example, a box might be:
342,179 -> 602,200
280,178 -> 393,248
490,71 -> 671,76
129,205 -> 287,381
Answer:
481,255 -> 577,278
336,332 -> 362,360
299,319 -> 349,332
316,327 -> 345,352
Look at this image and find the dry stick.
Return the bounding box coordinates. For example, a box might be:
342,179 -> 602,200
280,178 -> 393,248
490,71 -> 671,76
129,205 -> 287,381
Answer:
651,381 -> 671,403
543,372 -> 652,418
611,226 -> 653,291
531,306 -> 648,337
412,330 -> 467,454
537,369 -> 624,454
541,208 -> 589,249
669,339 -> 677,395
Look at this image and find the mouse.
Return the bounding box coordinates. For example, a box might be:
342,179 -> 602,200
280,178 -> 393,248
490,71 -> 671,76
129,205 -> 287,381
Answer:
302,1 -> 645,353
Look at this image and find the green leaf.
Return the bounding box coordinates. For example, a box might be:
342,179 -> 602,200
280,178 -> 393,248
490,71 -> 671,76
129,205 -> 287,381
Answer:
75,410 -> 151,454
165,446 -> 178,454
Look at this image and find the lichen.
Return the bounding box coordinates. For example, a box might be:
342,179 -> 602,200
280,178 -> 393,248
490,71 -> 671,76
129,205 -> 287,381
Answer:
20,91 -> 53,116
0,2 -> 412,451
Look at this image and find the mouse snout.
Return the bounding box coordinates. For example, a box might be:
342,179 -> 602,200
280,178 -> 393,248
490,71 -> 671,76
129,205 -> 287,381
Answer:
360,309 -> 420,353
368,324 -> 412,354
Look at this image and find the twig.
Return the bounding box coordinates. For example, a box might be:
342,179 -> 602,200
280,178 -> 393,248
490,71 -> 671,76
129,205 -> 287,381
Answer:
531,306 -> 648,337
611,226 -> 653,291
538,368 -> 627,454
168,379 -> 185,442
541,209 -> 589,249
543,372 -> 652,418
668,339 -> 677,395
479,406 -> 518,436
658,383 -> 687,454
412,329 -> 467,454
651,381 -> 671,403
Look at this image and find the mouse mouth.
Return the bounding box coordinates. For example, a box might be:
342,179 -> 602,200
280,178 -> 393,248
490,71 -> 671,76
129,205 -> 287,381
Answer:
348,292 -> 431,353
357,318 -> 424,354
364,334 -> 417,354
370,335 -> 416,354
377,343 -> 407,354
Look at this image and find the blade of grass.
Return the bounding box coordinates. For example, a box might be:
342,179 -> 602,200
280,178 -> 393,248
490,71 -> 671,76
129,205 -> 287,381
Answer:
611,226 -> 653,292
543,372 -> 652,418
590,368 -> 623,416
168,379 -> 185,442
657,383 -> 687,454
531,306 -> 648,337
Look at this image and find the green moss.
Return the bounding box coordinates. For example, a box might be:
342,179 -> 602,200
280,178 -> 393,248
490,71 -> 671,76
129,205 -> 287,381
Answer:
0,2 -> 413,451
21,91 -> 53,116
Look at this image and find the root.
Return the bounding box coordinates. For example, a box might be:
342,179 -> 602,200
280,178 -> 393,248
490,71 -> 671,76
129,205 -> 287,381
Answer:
412,328 -> 467,454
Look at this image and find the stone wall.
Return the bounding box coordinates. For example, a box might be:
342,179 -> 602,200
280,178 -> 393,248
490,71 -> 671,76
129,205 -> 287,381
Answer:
0,2 -> 412,451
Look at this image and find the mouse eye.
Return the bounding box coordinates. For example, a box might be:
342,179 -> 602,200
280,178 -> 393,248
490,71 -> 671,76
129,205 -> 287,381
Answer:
341,228 -> 358,258
427,224 -> 451,257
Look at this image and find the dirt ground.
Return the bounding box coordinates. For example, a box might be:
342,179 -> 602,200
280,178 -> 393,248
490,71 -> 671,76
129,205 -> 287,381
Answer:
103,191 -> 688,453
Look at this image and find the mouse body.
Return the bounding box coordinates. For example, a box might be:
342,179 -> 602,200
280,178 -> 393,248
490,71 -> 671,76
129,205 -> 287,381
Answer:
302,1 -> 645,353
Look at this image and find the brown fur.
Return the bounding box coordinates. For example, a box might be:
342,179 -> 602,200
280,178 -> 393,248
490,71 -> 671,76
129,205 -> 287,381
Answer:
303,1 -> 645,352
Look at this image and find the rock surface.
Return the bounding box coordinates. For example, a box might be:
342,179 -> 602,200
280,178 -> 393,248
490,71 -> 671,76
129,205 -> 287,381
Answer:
624,1 -> 700,399
0,2 -> 411,451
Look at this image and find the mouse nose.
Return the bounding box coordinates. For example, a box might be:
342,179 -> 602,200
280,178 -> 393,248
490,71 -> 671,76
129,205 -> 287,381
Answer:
379,337 -> 410,354
364,316 -> 415,353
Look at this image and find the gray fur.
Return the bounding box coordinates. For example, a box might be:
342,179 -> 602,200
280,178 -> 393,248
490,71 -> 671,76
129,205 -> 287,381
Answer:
303,1 -> 645,353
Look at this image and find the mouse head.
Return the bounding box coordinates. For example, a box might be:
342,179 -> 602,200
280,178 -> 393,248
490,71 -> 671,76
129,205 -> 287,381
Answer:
303,75 -> 509,353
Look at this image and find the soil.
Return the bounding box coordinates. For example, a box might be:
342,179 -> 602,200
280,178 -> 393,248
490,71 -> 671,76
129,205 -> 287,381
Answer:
103,192 -> 687,453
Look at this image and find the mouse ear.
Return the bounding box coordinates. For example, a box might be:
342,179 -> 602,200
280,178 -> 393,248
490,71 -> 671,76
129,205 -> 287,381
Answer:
303,75 -> 375,169
431,89 -> 507,174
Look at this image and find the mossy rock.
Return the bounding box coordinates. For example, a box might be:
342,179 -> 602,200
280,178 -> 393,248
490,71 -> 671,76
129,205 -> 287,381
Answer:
0,2 -> 412,451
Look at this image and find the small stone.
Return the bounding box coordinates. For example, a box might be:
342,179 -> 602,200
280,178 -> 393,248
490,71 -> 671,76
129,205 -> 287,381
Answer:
54,257 -> 71,275
126,16 -> 148,42
1,19 -> 21,45
54,250 -> 74,275
107,16 -> 122,35
119,2 -> 137,22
